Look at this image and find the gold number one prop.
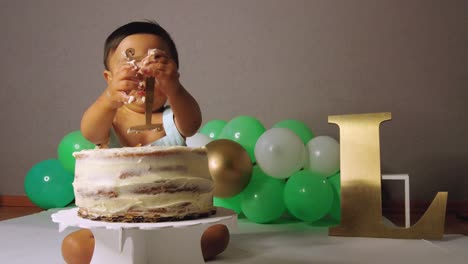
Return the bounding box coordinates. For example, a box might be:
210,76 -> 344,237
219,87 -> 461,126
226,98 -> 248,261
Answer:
328,112 -> 447,240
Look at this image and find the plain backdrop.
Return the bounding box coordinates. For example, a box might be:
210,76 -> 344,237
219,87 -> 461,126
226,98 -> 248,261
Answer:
0,0 -> 466,202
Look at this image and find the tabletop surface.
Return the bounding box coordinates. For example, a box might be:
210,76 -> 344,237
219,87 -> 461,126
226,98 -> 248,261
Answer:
0,209 -> 466,264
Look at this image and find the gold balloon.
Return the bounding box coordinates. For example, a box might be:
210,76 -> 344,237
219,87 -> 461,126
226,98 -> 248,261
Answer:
206,139 -> 252,198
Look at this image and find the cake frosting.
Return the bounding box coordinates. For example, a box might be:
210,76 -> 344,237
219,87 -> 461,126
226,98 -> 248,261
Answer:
73,145 -> 216,222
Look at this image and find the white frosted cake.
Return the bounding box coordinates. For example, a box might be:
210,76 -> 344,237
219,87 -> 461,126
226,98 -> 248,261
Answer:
73,146 -> 216,222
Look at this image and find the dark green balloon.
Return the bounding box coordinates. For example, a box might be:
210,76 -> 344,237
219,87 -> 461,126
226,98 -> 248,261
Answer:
272,119 -> 314,144
219,116 -> 265,162
327,172 -> 341,221
57,130 -> 95,174
214,192 -> 242,214
24,159 -> 75,209
284,170 -> 334,223
200,119 -> 227,139
241,175 -> 285,224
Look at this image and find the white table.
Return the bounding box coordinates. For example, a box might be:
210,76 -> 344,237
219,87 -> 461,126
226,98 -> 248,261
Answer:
51,208 -> 237,264
0,209 -> 466,264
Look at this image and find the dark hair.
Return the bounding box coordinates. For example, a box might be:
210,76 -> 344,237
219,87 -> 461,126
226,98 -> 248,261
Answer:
103,21 -> 179,70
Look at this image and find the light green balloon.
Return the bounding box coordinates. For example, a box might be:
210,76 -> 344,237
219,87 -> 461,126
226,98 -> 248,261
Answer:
24,159 -> 75,209
57,130 -> 95,174
327,172 -> 341,221
214,192 -> 242,214
273,119 -> 314,144
219,116 -> 265,162
200,119 -> 227,139
284,170 -> 334,223
241,175 -> 286,224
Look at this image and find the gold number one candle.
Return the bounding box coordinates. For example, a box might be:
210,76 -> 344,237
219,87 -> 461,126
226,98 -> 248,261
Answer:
328,112 -> 447,240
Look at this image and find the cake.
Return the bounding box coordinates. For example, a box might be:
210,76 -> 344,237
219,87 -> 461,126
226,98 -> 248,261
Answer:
72,146 -> 216,222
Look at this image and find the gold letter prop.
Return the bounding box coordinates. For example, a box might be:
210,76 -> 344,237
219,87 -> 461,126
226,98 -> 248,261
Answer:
328,112 -> 447,240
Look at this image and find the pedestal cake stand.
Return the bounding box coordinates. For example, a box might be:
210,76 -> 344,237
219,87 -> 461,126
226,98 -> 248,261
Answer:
52,207 -> 237,264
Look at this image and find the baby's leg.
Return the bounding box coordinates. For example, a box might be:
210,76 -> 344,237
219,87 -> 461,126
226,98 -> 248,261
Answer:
62,229 -> 94,264
201,224 -> 230,261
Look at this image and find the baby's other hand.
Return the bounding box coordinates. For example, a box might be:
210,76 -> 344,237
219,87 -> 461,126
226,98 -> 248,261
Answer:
104,64 -> 140,109
138,50 -> 181,98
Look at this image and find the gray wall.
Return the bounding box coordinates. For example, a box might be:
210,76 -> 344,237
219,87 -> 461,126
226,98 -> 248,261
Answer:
1,0 -> 467,201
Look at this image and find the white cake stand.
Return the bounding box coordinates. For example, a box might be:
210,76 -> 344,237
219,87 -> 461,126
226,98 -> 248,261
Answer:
51,207 -> 237,264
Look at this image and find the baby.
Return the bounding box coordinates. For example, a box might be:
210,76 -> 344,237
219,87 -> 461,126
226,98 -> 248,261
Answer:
76,21 -> 228,261
81,21 -> 201,147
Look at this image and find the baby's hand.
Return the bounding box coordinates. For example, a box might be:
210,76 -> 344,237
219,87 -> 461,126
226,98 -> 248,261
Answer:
138,50 -> 181,98
104,64 -> 140,109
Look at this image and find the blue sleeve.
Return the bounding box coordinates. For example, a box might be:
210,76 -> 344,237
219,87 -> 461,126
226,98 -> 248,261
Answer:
148,107 -> 186,146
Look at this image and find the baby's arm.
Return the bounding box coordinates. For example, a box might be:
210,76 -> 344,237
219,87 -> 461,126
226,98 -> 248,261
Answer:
81,65 -> 138,145
80,93 -> 118,145
168,85 -> 202,137
140,51 -> 201,137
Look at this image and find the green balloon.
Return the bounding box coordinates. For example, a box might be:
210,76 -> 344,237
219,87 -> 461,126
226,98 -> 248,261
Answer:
214,192 -> 242,214
24,159 -> 75,209
57,130 -> 95,174
219,116 -> 265,162
309,216 -> 340,227
241,175 -> 285,224
284,170 -> 334,223
250,165 -> 285,184
200,119 -> 227,139
328,172 -> 341,221
272,119 -> 314,144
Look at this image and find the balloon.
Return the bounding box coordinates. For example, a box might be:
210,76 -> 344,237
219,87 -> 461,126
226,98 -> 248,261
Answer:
272,119 -> 314,145
328,172 -> 341,221
305,136 -> 340,177
254,128 -> 306,179
186,133 -> 213,147
24,159 -> 75,209
250,165 -> 285,183
241,176 -> 286,224
309,217 -> 340,227
283,170 -> 334,223
214,193 -> 242,214
58,131 -> 95,174
200,120 -> 227,139
206,139 -> 252,198
218,116 -> 265,162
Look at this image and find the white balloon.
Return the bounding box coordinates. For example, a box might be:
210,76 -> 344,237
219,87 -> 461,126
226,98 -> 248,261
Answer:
254,128 -> 306,179
305,136 -> 340,177
186,133 -> 213,147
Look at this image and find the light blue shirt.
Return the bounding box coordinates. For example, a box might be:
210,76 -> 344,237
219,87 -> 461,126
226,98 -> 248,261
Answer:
108,106 -> 186,148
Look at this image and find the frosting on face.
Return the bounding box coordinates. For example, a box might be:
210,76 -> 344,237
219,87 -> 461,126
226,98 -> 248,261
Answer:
119,48 -> 162,105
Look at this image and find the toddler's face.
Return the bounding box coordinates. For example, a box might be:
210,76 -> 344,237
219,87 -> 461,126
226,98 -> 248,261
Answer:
107,34 -> 171,112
